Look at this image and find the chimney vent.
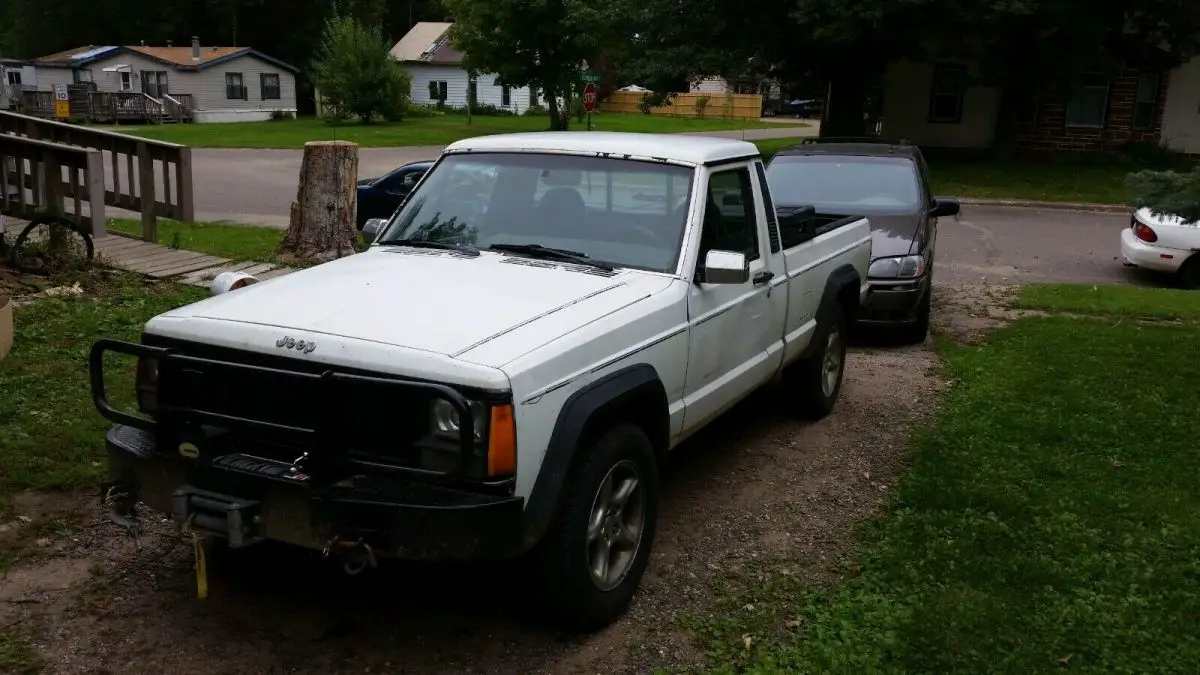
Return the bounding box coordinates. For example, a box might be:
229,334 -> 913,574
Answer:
192,36 -> 200,59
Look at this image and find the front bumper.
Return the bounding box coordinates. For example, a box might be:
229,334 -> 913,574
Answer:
1120,228 -> 1185,274
859,277 -> 928,325
104,424 -> 525,560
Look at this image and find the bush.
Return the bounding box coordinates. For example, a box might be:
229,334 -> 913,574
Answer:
570,95 -> 586,122
524,103 -> 548,116
445,102 -> 516,116
1127,165 -> 1200,222
693,95 -> 711,118
311,14 -> 412,123
269,110 -> 294,121
406,104 -> 445,118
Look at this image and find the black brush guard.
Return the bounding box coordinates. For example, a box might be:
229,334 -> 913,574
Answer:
89,339 -> 526,560
88,338 -> 478,483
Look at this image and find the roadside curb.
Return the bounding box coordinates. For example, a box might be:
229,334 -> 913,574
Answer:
958,198 -> 1128,214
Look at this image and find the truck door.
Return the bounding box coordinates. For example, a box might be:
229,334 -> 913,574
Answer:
680,163 -> 785,436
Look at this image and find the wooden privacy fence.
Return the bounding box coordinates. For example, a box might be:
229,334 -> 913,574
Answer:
0,109 -> 193,241
600,92 -> 764,120
0,135 -> 106,235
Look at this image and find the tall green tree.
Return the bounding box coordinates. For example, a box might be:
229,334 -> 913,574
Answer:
310,13 -> 412,123
444,0 -> 596,129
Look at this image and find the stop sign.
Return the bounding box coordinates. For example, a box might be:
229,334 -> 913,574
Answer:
582,82 -> 598,113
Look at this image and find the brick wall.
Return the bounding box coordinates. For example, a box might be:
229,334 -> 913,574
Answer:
1015,67 -> 1168,154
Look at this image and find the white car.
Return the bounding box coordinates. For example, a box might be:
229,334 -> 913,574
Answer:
87,132 -> 872,630
1121,207 -> 1200,288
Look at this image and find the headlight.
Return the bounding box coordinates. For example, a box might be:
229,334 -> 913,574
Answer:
869,254 -> 927,279
430,398 -> 487,442
135,356 -> 159,413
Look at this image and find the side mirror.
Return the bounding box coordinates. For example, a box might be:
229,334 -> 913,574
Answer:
700,249 -> 749,284
931,197 -> 960,218
362,217 -> 387,242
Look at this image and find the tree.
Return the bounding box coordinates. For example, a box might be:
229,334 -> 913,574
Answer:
277,140 -> 361,262
445,0 -> 596,130
1128,167 -> 1200,224
309,12 -> 412,123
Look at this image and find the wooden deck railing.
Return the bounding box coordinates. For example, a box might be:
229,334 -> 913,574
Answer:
0,109 -> 193,241
0,134 -> 106,235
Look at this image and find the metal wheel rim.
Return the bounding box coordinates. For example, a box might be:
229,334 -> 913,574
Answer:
586,459 -> 646,591
821,326 -> 842,397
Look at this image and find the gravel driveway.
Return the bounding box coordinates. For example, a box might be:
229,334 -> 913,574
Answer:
1,305 -> 950,675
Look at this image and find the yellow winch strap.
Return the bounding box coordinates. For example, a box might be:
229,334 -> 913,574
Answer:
183,519 -> 209,600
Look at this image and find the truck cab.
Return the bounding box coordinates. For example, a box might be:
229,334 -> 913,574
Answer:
89,132 -> 871,631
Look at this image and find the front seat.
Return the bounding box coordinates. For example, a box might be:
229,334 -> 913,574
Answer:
535,187 -> 587,237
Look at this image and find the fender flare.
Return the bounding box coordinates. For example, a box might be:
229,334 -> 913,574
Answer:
521,363 -> 667,546
801,263 -> 861,358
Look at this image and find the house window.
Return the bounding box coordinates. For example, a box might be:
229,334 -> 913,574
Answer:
927,63 -> 967,123
141,70 -> 168,97
73,69 -> 93,84
427,80 -> 447,101
1065,73 -> 1109,128
501,85 -> 511,107
117,71 -> 132,91
5,71 -> 20,86
260,73 -> 281,100
1133,73 -> 1159,130
529,87 -> 539,106
225,73 -> 246,100
468,80 -> 478,106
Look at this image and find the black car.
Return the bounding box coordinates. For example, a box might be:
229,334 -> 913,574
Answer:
356,160 -> 434,229
764,137 -> 960,343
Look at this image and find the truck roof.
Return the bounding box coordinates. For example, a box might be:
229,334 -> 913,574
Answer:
443,131 -> 760,166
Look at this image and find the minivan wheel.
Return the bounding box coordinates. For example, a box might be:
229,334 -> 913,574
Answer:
537,424 -> 659,632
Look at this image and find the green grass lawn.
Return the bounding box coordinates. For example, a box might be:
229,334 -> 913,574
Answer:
1014,283 -> 1200,321
106,218 -> 284,262
110,113 -> 803,149
0,273 -> 204,513
693,284 -> 1200,673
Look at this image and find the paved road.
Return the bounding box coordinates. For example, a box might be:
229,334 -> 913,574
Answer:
189,126 -> 818,227
938,205 -> 1142,286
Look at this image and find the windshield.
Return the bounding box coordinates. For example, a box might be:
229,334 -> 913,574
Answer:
377,152 -> 696,272
765,155 -> 922,213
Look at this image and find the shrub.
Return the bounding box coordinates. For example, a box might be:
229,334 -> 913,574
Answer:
524,103 -> 548,116
693,95 -> 710,118
406,104 -> 445,118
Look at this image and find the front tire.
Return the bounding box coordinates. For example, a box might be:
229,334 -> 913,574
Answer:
537,424 -> 659,632
898,286 -> 932,344
785,303 -> 848,419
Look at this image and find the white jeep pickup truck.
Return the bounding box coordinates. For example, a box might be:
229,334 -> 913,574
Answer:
88,132 -> 872,630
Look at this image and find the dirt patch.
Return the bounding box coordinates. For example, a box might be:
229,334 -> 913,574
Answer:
934,282 -> 1042,344
1,285 -> 998,675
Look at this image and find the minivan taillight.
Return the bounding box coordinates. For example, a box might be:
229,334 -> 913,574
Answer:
1133,221 -> 1158,243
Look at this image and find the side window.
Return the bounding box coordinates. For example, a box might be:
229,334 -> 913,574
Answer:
699,167 -> 760,265
754,161 -> 780,253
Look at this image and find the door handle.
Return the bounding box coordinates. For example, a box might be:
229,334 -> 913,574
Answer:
753,270 -> 774,286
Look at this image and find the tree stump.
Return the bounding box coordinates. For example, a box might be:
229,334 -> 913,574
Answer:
277,140 -> 360,263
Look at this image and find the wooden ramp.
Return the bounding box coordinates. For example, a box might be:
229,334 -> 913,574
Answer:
94,234 -> 296,286
1,219 -> 295,287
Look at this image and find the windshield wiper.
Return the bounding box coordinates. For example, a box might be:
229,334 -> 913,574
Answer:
487,243 -> 614,271
378,238 -> 480,256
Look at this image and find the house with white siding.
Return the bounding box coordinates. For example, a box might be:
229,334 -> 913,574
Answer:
22,38 -> 299,123
390,22 -> 540,114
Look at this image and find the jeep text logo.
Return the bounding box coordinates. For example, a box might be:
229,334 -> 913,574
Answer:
276,336 -> 317,353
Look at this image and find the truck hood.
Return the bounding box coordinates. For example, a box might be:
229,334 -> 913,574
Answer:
156,247 -> 667,359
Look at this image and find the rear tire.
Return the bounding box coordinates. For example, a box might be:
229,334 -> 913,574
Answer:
536,424 -> 659,632
1179,256 -> 1200,290
785,303 -> 848,419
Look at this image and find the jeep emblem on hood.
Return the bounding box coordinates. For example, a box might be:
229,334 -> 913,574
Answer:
276,336 -> 317,353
